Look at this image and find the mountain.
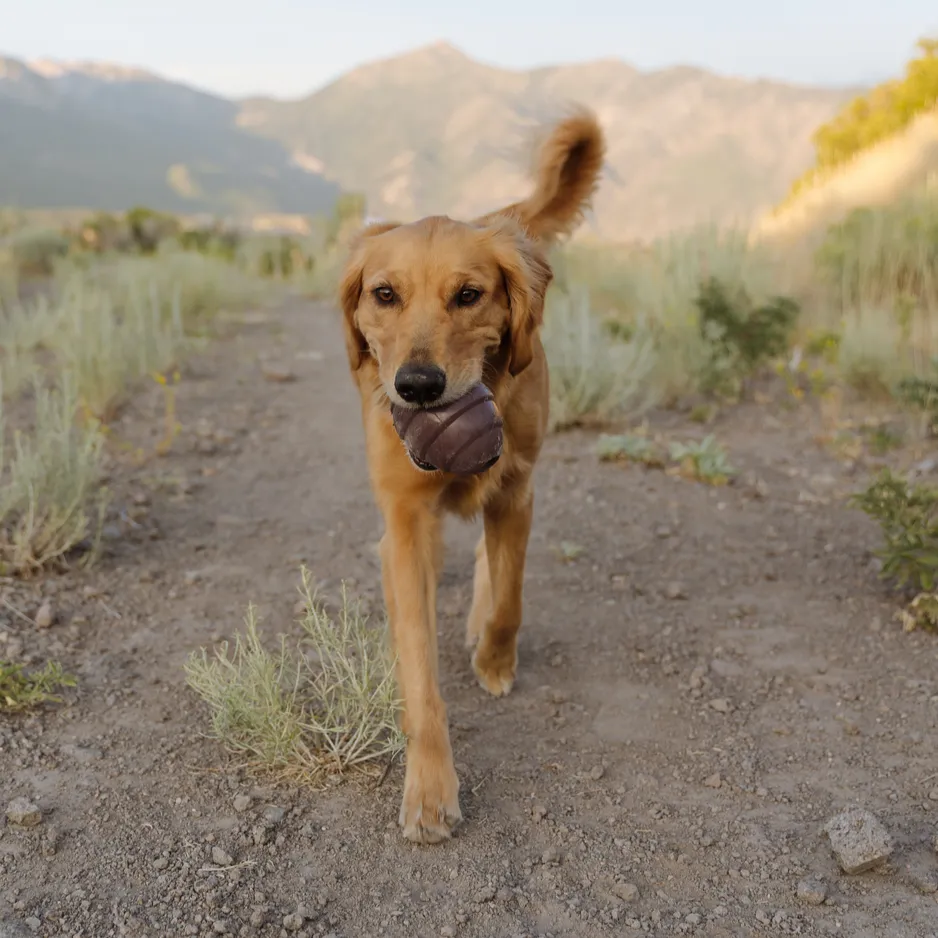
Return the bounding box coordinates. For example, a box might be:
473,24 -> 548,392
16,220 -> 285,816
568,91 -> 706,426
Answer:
239,42 -> 858,240
0,55 -> 340,219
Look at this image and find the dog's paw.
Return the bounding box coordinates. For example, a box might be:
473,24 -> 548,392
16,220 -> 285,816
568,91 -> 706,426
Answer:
472,641 -> 517,697
399,754 -> 462,845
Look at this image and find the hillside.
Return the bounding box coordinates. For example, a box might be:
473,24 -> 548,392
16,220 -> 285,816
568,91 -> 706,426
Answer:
239,42 -> 856,240
0,55 -> 340,218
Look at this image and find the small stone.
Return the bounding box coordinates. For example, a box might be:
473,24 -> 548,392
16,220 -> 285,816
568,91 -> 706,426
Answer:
211,846 -> 234,867
262,365 -> 297,384
613,882 -> 639,902
212,920 -> 228,934
708,698 -> 732,714
823,807 -> 894,874
24,920 -> 41,935
589,765 -> 605,781
233,795 -> 252,813
474,885 -> 496,903
685,912 -> 702,925
703,773 -> 722,789
665,581 -> 687,600
34,601 -> 55,629
906,865 -> 938,895
532,805 -> 548,822
6,798 -> 42,828
262,805 -> 286,825
249,909 -> 266,927
153,857 -> 169,870
440,927 -> 456,938
541,846 -> 559,865
282,912 -> 304,932
929,789 -> 938,802
796,877 -> 827,905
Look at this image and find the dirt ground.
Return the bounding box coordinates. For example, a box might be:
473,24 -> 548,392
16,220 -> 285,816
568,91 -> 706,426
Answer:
3,296 -> 938,938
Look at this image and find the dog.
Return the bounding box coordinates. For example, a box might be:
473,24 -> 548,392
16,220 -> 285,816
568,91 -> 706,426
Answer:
338,109 -> 606,843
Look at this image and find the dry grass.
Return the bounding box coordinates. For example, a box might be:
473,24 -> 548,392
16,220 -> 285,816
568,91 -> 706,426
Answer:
184,569 -> 404,784
0,375 -> 106,575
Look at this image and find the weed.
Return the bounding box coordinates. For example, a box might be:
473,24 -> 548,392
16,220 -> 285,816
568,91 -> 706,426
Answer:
0,658 -> 76,713
668,435 -> 737,485
597,432 -> 666,468
185,569 -> 404,783
851,469 -> 938,592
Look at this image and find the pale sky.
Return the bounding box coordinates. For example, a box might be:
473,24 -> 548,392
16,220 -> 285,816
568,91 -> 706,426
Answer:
3,0 -> 936,99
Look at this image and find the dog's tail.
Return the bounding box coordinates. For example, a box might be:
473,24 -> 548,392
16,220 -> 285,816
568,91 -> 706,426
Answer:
476,107 -> 606,243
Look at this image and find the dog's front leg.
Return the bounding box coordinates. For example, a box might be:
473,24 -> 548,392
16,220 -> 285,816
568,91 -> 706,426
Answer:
469,484 -> 534,697
379,501 -> 461,844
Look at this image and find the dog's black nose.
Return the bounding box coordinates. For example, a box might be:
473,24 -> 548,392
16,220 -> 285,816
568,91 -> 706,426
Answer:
394,362 -> 447,405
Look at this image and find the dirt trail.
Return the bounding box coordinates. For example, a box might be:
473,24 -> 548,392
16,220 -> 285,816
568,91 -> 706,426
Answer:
2,297 -> 938,938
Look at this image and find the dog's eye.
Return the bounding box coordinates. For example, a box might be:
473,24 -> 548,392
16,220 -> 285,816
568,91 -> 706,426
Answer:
456,288 -> 482,307
374,286 -> 396,305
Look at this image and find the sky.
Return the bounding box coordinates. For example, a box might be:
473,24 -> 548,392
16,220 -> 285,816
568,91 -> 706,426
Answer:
3,0 -> 936,99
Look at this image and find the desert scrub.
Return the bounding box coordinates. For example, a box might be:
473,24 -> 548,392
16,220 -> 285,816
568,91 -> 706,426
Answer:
596,432 -> 666,468
50,277 -> 187,422
668,434 -> 736,485
185,569 -> 403,783
1,658 -> 76,713
542,286 -> 659,430
852,469 -> 938,593
695,277 -> 799,396
0,376 -> 106,575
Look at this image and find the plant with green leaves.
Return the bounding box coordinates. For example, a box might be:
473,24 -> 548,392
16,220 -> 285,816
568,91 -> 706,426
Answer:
851,469 -> 938,592
695,277 -> 800,395
1,658 -> 76,713
669,434 -> 737,486
596,432 -> 666,468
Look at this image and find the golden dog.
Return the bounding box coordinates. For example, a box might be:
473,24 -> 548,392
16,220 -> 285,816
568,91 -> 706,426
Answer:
338,109 -> 605,843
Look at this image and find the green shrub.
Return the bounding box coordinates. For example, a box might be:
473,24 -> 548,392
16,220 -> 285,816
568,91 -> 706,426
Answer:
852,469 -> 938,592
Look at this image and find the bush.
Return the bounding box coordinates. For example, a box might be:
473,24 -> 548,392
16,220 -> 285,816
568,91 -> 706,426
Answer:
5,226 -> 71,278
851,469 -> 938,592
542,286 -> 659,430
185,570 -> 404,783
0,375 -> 106,575
695,277 -> 800,395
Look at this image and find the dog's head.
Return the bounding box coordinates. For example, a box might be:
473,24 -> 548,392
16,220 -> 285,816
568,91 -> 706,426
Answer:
337,108 -> 606,409
338,215 -> 552,407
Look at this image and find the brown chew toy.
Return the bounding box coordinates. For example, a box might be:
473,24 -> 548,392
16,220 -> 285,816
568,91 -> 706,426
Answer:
390,384 -> 504,475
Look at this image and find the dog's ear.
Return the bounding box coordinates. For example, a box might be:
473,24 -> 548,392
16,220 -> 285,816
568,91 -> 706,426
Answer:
486,221 -> 553,377
337,221 -> 400,371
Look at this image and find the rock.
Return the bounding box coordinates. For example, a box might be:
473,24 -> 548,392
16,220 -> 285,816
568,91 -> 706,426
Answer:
34,601 -> 55,629
613,882 -> 639,902
474,885 -> 496,903
703,773 -> 722,789
262,366 -> 297,384
233,795 -> 252,813
440,927 -> 456,938
153,857 -> 169,870
24,921 -> 40,935
665,582 -> 687,600
589,765 -> 605,781
708,698 -> 732,714
929,788 -> 938,802
6,798 -> 42,828
905,864 -> 938,895
685,912 -> 702,925
282,912 -> 304,932
823,808 -> 894,874
541,846 -> 559,865
262,805 -> 286,825
211,920 -> 228,934
795,877 -> 827,905
211,846 -> 234,867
